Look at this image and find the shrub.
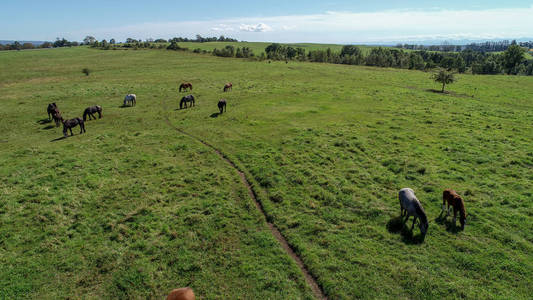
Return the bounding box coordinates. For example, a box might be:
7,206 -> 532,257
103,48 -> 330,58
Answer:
82,68 -> 91,76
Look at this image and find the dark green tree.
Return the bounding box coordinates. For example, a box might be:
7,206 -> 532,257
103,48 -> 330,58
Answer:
432,69 -> 456,92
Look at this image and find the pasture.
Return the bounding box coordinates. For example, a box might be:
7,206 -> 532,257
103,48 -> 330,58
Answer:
0,47 -> 532,299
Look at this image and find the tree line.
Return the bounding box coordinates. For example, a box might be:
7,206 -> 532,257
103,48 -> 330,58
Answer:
396,40 -> 533,53
0,38 -> 79,50
263,43 -> 533,75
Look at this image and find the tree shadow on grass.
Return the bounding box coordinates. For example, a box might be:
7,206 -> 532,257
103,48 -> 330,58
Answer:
435,213 -> 463,234
38,119 -> 52,124
387,216 -> 426,244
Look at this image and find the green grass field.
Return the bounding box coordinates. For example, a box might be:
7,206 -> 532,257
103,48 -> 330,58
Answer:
1,47 -> 532,299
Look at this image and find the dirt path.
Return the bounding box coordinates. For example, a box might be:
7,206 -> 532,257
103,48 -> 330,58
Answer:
164,117 -> 327,300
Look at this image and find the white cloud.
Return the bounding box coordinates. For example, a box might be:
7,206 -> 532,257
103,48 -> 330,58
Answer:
239,23 -> 272,32
211,24 -> 235,32
74,7 -> 533,43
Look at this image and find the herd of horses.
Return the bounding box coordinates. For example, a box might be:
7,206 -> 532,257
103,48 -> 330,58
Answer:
46,82 -> 232,137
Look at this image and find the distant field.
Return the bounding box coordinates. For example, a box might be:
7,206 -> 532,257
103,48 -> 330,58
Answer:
1,48 -> 532,299
175,41 -> 379,55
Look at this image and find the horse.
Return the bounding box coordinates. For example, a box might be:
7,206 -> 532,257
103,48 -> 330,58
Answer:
124,94 -> 136,106
442,189 -> 467,229
399,188 -> 429,235
180,95 -> 195,109
223,82 -> 232,92
218,99 -> 226,114
47,103 -> 58,120
83,105 -> 102,121
179,82 -> 193,92
62,117 -> 86,137
167,287 -> 195,300
51,110 -> 62,127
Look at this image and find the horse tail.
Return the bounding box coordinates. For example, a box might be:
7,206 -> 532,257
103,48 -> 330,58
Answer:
83,110 -> 87,121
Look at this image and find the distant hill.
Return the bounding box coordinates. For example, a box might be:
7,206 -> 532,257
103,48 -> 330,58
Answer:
0,40 -> 47,46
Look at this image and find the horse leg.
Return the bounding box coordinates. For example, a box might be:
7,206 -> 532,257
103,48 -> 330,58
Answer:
411,216 -> 417,231
453,209 -> 457,225
69,127 -> 73,136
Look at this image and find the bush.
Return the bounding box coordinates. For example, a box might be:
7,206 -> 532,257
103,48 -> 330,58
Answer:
82,68 -> 91,76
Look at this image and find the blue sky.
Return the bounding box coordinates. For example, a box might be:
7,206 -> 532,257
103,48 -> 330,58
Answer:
1,1 -> 533,43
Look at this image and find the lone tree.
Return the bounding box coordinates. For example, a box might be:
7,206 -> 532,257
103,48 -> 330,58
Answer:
432,69 -> 456,93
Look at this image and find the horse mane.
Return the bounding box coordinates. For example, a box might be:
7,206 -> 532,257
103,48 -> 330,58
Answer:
414,200 -> 428,225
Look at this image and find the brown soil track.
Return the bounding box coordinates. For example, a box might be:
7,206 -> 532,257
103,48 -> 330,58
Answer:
164,117 -> 327,300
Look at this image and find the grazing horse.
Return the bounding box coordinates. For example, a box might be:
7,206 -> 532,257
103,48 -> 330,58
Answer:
399,188 -> 429,235
180,95 -> 195,109
179,82 -> 193,92
223,82 -> 232,92
124,94 -> 136,106
62,117 -> 86,137
83,105 -> 102,121
47,103 -> 58,120
167,287 -> 195,300
442,189 -> 467,229
47,103 -> 62,127
218,99 -> 227,114
51,110 -> 62,127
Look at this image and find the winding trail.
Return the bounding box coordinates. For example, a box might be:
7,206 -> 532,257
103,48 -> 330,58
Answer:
164,117 -> 327,300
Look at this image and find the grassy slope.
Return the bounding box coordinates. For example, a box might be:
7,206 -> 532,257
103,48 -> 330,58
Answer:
0,48 -> 313,299
1,48 -> 533,299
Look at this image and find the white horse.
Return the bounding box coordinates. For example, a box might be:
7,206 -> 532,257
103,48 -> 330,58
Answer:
399,188 -> 428,235
124,94 -> 136,106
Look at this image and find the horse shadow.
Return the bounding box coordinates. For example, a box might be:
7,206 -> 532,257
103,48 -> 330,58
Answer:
38,119 -> 52,124
210,112 -> 220,118
387,216 -> 426,244
119,105 -> 133,108
50,136 -> 67,142
43,125 -> 55,130
435,213 -> 463,233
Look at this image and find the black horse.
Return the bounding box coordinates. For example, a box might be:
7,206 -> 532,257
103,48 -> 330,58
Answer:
47,103 -> 58,120
180,95 -> 195,109
62,117 -> 86,137
83,105 -> 102,121
218,99 -> 227,114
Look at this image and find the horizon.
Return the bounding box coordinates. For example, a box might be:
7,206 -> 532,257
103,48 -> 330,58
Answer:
2,1 -> 533,44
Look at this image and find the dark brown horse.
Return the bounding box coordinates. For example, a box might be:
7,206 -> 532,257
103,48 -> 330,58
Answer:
442,189 -> 467,229
83,105 -> 102,121
62,117 -> 86,137
218,99 -> 227,114
47,103 -> 62,127
47,103 -> 58,120
179,82 -> 193,92
180,95 -> 195,109
223,82 -> 232,92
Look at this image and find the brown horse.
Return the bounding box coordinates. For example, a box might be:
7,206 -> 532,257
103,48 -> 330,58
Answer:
83,105 -> 102,121
442,189 -> 467,229
47,103 -> 62,127
179,83 -> 193,92
218,99 -> 226,114
223,82 -> 232,92
167,287 -> 195,300
62,117 -> 86,137
47,103 -> 58,120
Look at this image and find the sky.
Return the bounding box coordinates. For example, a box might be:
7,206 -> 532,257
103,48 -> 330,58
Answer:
1,1 -> 533,44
